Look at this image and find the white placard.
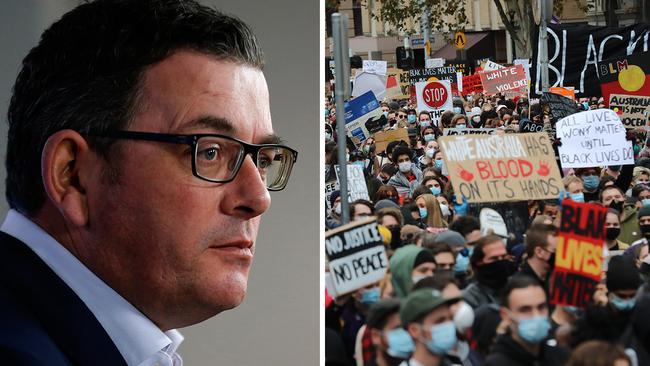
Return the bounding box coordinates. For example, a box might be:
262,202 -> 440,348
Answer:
415,80 -> 453,112
483,60 -> 505,71
556,109 -> 634,168
480,208 -> 508,237
425,58 -> 445,68
352,71 -> 387,101
335,165 -> 370,202
362,60 -> 388,75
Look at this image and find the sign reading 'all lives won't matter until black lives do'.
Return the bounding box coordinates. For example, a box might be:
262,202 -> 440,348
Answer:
556,108 -> 634,168
439,132 -> 563,203
325,217 -> 389,296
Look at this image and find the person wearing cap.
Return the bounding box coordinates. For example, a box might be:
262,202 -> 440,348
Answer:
390,245 -> 437,299
388,146 -> 423,199
570,255 -> 641,348
398,288 -> 460,366
484,275 -> 569,366
362,299 -> 406,366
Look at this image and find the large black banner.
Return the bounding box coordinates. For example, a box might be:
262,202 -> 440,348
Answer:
531,23 -> 650,97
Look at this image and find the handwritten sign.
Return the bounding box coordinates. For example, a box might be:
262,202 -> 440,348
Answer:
556,109 -> 634,168
541,92 -> 580,121
550,200 -> 606,308
609,94 -> 650,129
386,68 -> 411,100
519,119 -> 545,133
363,60 -> 388,75
438,132 -> 563,203
335,165 -> 370,202
483,60 -> 505,71
461,74 -> 483,95
443,128 -> 496,136
325,218 -> 389,295
479,65 -> 527,95
373,128 -> 409,154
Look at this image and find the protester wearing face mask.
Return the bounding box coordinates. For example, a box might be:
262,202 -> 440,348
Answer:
469,107 -> 482,128
435,195 -> 453,222
418,111 -> 433,129
398,288 -> 461,366
418,140 -> 438,170
415,194 -> 448,229
604,209 -> 629,251
484,275 -> 570,366
630,205 -> 650,248
463,235 -> 515,309
418,126 -> 437,150
432,150 -> 445,175
602,186 -> 641,245
406,109 -> 418,126
571,255 -> 641,348
388,146 -> 423,199
575,168 -> 601,202
365,299 -> 407,366
326,191 -> 343,230
422,176 -> 444,197
563,175 -> 585,203
377,206 -> 405,251
389,245 -> 436,299
517,224 -> 557,301
376,184 -> 400,204
450,114 -> 468,130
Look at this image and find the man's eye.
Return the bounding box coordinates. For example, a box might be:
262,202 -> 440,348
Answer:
197,145 -> 220,162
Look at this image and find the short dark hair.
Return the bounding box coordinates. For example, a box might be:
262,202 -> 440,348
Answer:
392,146 -> 412,164
470,234 -> 504,269
500,275 -> 546,308
524,224 -> 557,258
449,216 -> 480,238
7,0 -> 263,214
600,185 -> 624,202
350,199 -> 375,218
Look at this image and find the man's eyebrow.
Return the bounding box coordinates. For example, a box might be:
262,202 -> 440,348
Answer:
185,115 -> 235,133
258,134 -> 284,145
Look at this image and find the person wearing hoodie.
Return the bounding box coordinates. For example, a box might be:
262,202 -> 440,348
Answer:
388,146 -> 423,199
484,275 -> 570,366
389,245 -> 436,299
468,107 -> 482,128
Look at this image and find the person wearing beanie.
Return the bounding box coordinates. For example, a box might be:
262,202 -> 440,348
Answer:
469,107 -> 482,127
398,288 -> 460,366
570,255 -> 641,348
628,205 -> 650,248
389,245 -> 436,299
388,146 -> 423,198
433,230 -> 471,288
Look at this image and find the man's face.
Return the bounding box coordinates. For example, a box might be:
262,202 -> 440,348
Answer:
567,181 -> 583,195
411,305 -> 452,346
602,187 -> 624,206
370,312 -> 402,352
434,252 -> 455,270
353,203 -> 373,220
502,286 -> 548,341
481,241 -> 508,264
86,51 -> 273,329
465,229 -> 482,246
542,204 -> 558,221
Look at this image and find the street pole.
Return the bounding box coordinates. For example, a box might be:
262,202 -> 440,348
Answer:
540,0 -> 552,92
332,13 -> 351,225
421,0 -> 430,63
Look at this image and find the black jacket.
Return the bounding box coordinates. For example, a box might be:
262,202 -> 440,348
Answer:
483,332 -> 569,366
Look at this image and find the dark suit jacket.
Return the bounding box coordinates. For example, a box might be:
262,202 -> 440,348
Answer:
0,231 -> 127,365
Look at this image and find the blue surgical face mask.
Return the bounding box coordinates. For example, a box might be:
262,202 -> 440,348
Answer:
420,120 -> 431,128
424,133 -> 435,142
352,160 -> 365,168
419,206 -> 428,219
423,321 -> 457,355
434,159 -> 444,170
611,294 -> 636,312
430,186 -> 441,196
515,315 -> 551,344
456,124 -> 466,129
570,192 -> 585,203
582,175 -> 600,190
642,198 -> 650,207
407,114 -> 417,123
386,328 -> 415,358
453,107 -> 462,114
360,287 -> 380,306
383,111 -> 389,118
454,251 -> 470,274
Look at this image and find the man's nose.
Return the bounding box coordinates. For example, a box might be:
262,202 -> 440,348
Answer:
220,155 -> 271,219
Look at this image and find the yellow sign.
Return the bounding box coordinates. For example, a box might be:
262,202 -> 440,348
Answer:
454,32 -> 466,49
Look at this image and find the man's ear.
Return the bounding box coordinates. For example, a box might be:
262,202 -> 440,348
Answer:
41,129 -> 94,227
499,306 -> 511,327
406,323 -> 420,340
369,328 -> 383,347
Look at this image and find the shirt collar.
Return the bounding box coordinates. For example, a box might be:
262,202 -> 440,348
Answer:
1,209 -> 182,366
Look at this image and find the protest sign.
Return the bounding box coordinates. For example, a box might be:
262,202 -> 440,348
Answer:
335,164 -> 370,202
531,23 -> 650,96
514,59 -> 531,82
352,71 -> 388,101
550,86 -> 576,101
415,80 -> 453,126
470,202 -> 529,240
374,128 -> 409,154
344,90 -> 382,143
461,74 -> 483,95
445,60 -> 470,76
519,119 -> 545,133
479,65 -> 527,95
363,60 -> 387,75
479,208 -> 508,237
325,179 -> 339,213
438,132 -> 563,203
386,68 -> 411,100
425,58 -> 445,68
541,92 -> 580,121
599,52 -> 650,106
325,218 -> 389,296
556,109 -> 634,168
609,94 -> 650,129
483,60 -> 505,71
409,66 -> 460,92
550,200 -> 606,308
443,128 -> 496,136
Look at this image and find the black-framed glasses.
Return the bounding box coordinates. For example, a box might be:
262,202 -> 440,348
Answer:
88,130 -> 298,191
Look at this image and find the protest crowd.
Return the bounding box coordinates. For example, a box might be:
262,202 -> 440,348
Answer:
324,50 -> 650,366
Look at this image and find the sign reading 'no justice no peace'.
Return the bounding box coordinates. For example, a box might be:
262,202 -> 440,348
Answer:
439,132 -> 563,203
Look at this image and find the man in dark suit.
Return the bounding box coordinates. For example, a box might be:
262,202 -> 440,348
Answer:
0,1 -> 298,364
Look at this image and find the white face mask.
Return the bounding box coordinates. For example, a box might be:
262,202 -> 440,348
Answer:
453,302 -> 475,332
472,116 -> 480,123
334,203 -> 341,215
439,203 -> 450,217
325,132 -> 331,140
398,162 -> 412,173
426,149 -> 435,158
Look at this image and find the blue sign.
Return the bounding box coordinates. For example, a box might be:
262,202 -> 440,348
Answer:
344,91 -> 380,124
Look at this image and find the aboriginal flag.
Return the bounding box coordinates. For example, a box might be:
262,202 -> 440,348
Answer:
598,52 -> 650,107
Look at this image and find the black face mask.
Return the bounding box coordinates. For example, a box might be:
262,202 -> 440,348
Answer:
609,200 -> 624,213
606,227 -> 621,241
547,252 -> 555,273
476,259 -> 514,290
641,224 -> 650,239
389,227 -> 403,250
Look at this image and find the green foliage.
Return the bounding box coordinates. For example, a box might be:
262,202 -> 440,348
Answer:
366,0 -> 470,36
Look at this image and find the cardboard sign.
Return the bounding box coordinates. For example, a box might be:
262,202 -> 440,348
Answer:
483,60 -> 505,71
373,128 -> 409,154
363,60 -> 388,75
344,91 -> 382,143
386,68 -> 411,100
599,52 -> 650,106
479,65 -> 527,95
609,94 -> 650,129
480,208 -> 508,237
352,71 -> 388,101
519,119 -> 545,133
335,164 -> 370,202
550,87 -> 576,101
325,218 -> 389,296
325,179 -> 339,213
438,132 -> 563,203
541,92 -> 581,121
550,200 -> 606,308
461,74 -> 484,95
556,109 -> 634,168
443,128 -> 496,136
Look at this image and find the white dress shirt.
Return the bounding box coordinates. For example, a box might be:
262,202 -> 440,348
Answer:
1,209 -> 183,366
